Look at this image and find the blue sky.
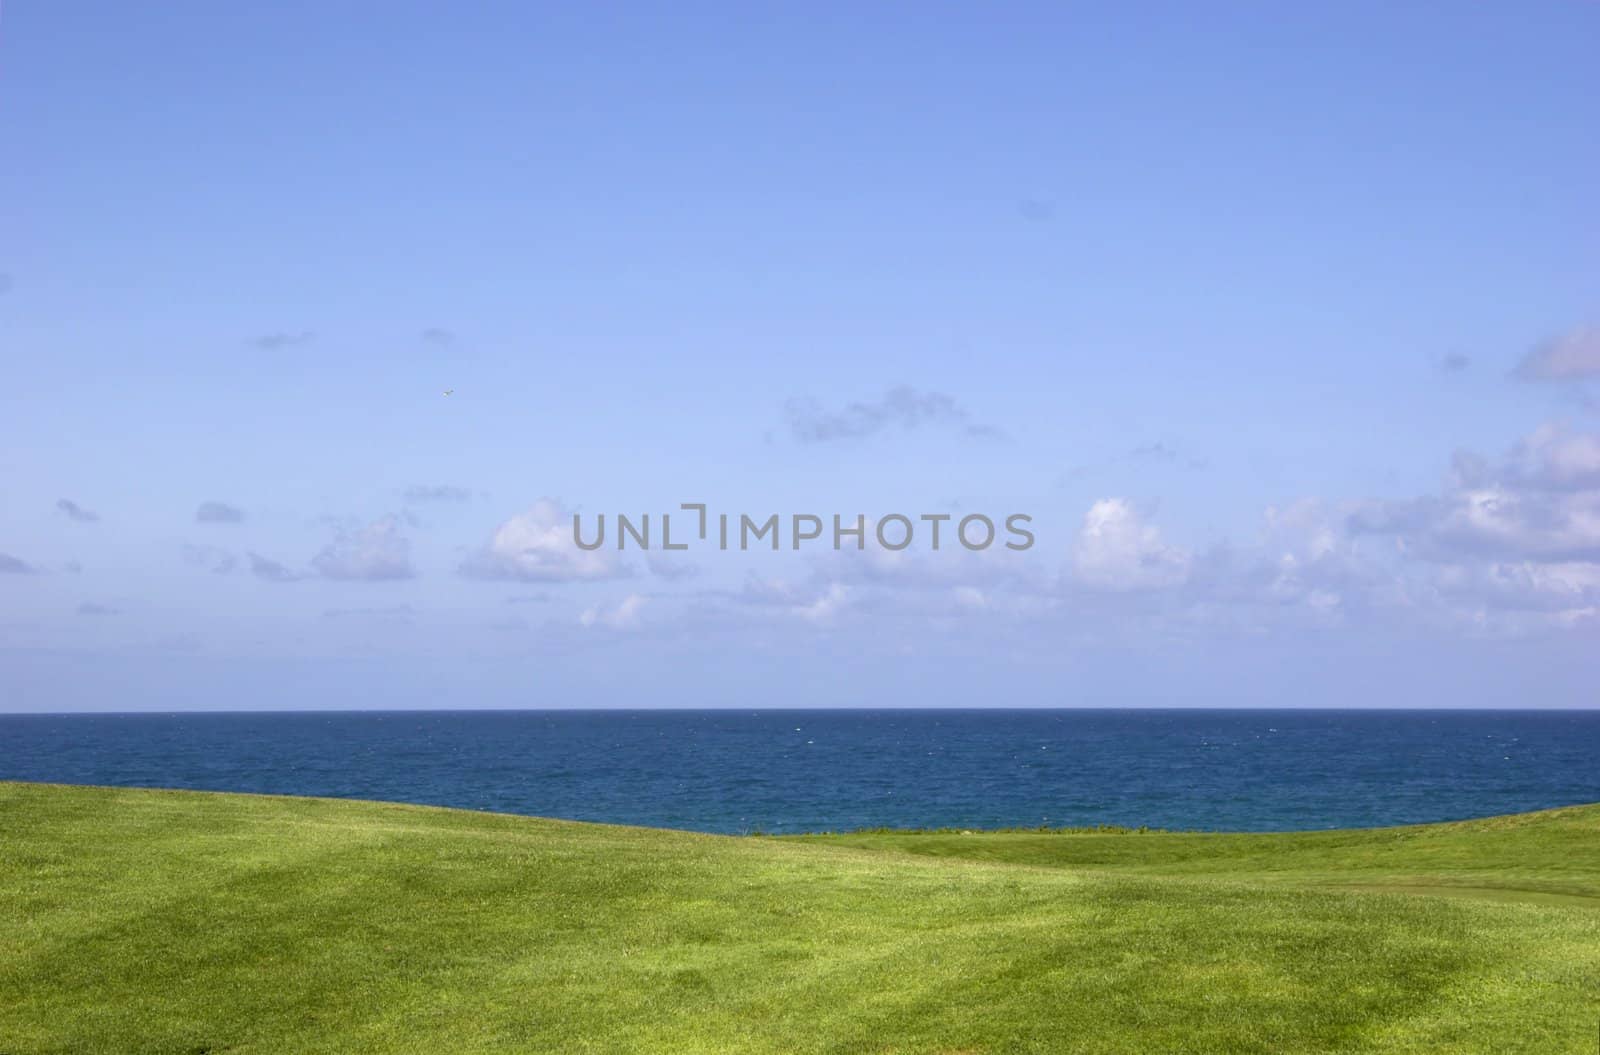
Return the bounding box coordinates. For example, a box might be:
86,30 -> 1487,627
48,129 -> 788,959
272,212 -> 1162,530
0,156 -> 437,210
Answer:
2,2 -> 1597,709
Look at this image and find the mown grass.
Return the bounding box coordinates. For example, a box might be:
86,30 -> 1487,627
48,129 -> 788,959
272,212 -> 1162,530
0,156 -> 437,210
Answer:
3,782 -> 1598,1054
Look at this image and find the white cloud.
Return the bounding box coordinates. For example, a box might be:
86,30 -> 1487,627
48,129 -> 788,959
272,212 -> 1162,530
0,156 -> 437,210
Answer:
1071,499 -> 1191,591
1344,422 -> 1600,626
1433,560 -> 1600,614
1498,423 -> 1600,491
681,426 -> 1600,640
579,593 -> 647,629
1263,499 -> 1342,562
796,583 -> 850,622
736,576 -> 852,623
1355,485 -> 1600,565
452,426 -> 1600,646
461,499 -> 629,582
953,586 -> 989,610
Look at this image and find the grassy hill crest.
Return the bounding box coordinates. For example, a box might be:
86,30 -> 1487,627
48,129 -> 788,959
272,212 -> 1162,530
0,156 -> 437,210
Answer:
4,782 -> 1598,1053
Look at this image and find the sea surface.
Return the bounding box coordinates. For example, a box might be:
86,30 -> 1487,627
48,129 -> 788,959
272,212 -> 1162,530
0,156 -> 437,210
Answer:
2,709 -> 1597,834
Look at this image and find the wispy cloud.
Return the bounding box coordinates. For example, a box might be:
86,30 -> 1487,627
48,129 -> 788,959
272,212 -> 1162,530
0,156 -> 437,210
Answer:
249,330 -> 315,350
1515,326 -> 1600,382
248,552 -> 302,583
1438,351 -> 1471,374
647,553 -> 699,581
785,386 -> 1003,444
56,499 -> 100,523
735,577 -> 853,623
404,484 -> 472,503
421,327 -> 455,345
195,501 -> 245,524
1131,442 -> 1180,462
76,602 -> 119,616
323,604 -> 415,622
1349,423 -> 1600,564
579,593 -> 648,630
1129,441 -> 1207,471
0,553 -> 34,574
312,516 -> 416,581
182,543 -> 237,574
1017,198 -> 1054,223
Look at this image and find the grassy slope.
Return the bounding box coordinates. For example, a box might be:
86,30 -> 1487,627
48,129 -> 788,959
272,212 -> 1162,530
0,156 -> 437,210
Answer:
792,806 -> 1600,904
1,784 -> 1597,1054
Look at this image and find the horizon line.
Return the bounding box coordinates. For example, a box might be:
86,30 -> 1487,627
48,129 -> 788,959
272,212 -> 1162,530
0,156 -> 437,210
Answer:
4,706 -> 1599,717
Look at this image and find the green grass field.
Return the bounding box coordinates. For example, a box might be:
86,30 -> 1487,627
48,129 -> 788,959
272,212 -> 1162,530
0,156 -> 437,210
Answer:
3,782 -> 1598,1054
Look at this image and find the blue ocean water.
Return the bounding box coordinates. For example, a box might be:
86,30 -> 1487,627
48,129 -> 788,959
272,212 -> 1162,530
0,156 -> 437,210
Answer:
2,710 -> 1597,834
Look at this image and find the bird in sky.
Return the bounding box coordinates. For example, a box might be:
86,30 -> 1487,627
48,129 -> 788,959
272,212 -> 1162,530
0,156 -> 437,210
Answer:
443,389 -> 454,396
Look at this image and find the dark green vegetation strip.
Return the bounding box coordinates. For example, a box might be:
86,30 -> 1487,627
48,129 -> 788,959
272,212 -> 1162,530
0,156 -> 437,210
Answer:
4,783 -> 1599,1054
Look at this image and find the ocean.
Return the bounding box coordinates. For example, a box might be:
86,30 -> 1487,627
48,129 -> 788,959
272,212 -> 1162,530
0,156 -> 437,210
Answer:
2,709 -> 1596,833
